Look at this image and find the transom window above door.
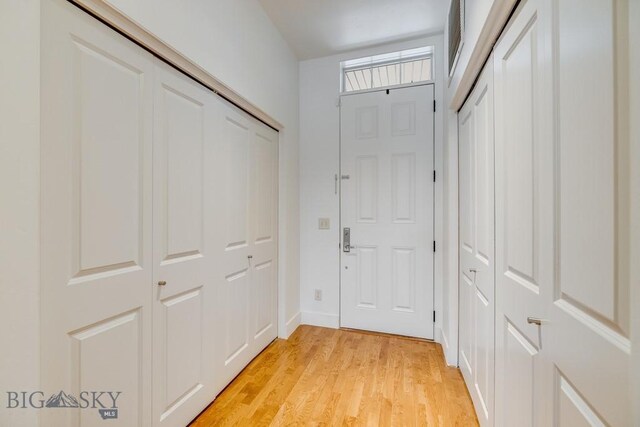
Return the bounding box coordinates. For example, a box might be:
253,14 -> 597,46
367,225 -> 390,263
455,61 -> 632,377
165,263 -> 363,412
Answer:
341,46 -> 433,93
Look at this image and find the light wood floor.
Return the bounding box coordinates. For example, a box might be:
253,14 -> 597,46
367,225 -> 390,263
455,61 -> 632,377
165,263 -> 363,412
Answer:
190,325 -> 478,426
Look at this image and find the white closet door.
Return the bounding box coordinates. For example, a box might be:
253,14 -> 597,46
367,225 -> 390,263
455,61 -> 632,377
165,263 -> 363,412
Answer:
151,62 -> 218,427
40,0 -> 154,425
248,122 -> 279,354
458,61 -> 495,427
494,0 -> 554,424
494,0 -> 631,425
545,0 -> 631,424
214,102 -> 279,390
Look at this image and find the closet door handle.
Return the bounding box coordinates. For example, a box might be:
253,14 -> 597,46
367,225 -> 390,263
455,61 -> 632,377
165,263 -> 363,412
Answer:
158,281 -> 167,287
527,317 -> 548,326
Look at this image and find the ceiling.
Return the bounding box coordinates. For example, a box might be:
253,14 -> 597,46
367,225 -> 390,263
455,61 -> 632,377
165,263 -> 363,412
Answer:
258,0 -> 448,60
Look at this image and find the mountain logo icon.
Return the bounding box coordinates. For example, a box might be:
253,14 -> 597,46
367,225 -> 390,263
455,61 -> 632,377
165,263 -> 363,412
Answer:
45,391 -> 80,408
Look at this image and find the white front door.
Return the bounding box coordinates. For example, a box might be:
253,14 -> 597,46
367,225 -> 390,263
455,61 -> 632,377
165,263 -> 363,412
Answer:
458,61 -> 495,426
340,84 -> 435,339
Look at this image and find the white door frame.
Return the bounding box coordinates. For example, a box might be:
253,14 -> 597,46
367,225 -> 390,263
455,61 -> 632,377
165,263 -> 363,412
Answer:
338,81 -> 440,339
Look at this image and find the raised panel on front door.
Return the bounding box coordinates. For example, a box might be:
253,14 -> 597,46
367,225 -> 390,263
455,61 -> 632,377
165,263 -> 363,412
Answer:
222,116 -> 250,250
160,288 -> 204,417
161,85 -> 204,262
500,14 -> 539,295
391,247 -> 416,312
74,38 -> 144,278
356,155 -> 378,223
356,106 -> 379,139
502,321 -> 538,427
390,101 -> 416,137
357,246 -> 378,308
70,310 -> 142,427
391,153 -> 416,223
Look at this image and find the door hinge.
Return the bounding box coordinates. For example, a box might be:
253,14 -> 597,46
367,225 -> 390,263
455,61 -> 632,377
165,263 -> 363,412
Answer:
433,311 -> 436,322
433,170 -> 436,182
433,241 -> 436,252
433,100 -> 436,112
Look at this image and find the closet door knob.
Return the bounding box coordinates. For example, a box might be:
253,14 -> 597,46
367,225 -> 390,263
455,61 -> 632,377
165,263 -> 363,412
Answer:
158,281 -> 167,286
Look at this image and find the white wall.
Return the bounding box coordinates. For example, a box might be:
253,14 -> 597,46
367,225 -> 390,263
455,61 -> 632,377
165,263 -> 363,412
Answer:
104,0 -> 302,336
0,1 -> 40,426
298,35 -> 446,337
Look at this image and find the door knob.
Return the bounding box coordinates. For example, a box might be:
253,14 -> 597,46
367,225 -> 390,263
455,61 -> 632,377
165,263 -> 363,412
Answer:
469,268 -> 477,273
158,281 -> 167,286
527,317 -> 548,326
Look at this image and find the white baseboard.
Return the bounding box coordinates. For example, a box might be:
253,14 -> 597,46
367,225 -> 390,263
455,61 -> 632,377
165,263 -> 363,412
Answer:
301,311 -> 340,329
439,327 -> 458,367
282,312 -> 301,338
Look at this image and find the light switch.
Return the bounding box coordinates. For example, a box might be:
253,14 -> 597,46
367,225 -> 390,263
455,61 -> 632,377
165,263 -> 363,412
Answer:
318,218 -> 330,229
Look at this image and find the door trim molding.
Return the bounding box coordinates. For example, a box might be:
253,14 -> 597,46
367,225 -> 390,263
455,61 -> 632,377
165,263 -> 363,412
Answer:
67,0 -> 284,131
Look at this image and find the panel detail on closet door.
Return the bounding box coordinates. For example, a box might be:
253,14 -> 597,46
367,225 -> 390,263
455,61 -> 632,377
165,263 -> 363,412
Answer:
474,289 -> 491,419
502,321 -> 538,426
391,153 -> 416,223
391,247 -> 416,312
473,86 -> 492,268
356,155 -> 378,223
224,269 -> 249,365
556,0 -> 618,324
74,39 -> 144,277
253,261 -> 274,338
252,131 -> 276,244
501,15 -> 538,291
459,110 -> 474,254
161,288 -> 204,415
222,116 -> 250,250
161,85 -> 204,262
459,273 -> 474,376
70,309 -> 142,427
557,373 -> 605,426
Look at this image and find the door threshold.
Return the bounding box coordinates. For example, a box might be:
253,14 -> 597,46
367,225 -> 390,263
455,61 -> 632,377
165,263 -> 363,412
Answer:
339,327 -> 434,343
